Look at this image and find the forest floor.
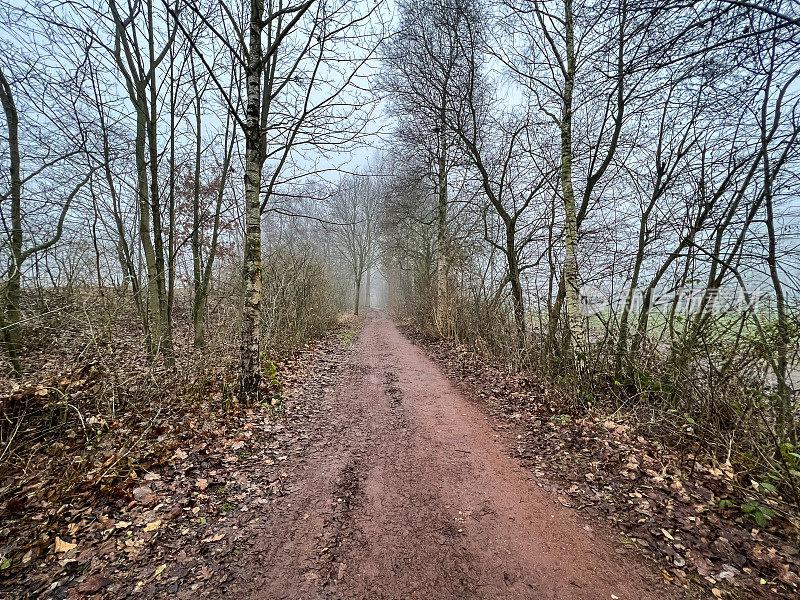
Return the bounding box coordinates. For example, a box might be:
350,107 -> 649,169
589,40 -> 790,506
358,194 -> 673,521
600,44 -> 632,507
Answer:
3,311 -> 798,599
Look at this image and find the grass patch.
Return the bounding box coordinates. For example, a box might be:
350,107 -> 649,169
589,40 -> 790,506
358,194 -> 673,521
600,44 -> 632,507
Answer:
341,319 -> 363,347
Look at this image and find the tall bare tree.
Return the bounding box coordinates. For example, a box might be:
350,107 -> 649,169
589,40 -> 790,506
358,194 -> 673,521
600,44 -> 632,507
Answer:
382,0 -> 478,335
0,62 -> 93,373
176,0 -> 383,403
329,174 -> 381,315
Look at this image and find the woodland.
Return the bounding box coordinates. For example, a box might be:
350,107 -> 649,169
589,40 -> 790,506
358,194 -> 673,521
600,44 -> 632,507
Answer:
0,0 -> 799,598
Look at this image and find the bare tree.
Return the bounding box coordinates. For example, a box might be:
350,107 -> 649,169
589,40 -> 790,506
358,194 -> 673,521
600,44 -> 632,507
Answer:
0,60 -> 93,373
175,0 -> 383,403
381,0 -> 478,335
101,0 -> 178,359
329,174 -> 381,315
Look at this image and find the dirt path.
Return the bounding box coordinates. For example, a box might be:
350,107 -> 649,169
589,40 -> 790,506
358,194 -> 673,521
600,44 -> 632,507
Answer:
223,312 -> 678,600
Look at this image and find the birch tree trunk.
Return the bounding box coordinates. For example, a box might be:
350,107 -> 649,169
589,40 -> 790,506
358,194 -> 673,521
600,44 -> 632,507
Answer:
239,0 -> 265,405
559,0 -> 585,363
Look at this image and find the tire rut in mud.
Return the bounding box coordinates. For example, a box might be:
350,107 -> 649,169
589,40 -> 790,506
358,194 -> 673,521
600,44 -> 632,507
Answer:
317,456 -> 365,592
384,370 -> 403,408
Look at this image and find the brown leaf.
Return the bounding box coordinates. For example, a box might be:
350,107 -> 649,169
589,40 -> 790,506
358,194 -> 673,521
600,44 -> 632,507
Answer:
54,537 -> 76,553
198,565 -> 213,580
143,520 -> 161,532
70,573 -> 110,596
132,486 -> 152,502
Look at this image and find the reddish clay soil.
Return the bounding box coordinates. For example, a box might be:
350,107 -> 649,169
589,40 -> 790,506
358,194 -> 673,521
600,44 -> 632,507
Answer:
219,312 -> 681,600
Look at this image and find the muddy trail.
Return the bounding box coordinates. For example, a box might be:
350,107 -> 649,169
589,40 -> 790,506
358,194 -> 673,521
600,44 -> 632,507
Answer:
212,312 -> 678,600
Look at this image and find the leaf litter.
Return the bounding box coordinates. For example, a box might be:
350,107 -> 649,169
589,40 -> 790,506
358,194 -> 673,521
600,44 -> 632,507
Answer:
0,321 -> 359,599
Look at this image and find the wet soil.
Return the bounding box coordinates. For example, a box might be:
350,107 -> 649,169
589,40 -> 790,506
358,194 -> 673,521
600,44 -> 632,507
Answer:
219,312 -> 680,600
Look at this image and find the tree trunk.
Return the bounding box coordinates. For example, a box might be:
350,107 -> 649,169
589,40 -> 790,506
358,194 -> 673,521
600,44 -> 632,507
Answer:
239,0 -> 265,405
761,89 -> 795,445
192,89 -> 204,349
354,271 -> 362,316
0,67 -> 22,373
615,190 -> 659,377
146,0 -> 172,362
364,267 -> 371,310
134,96 -> 164,359
196,125 -> 233,350
559,0 -> 585,365
107,0 -> 175,359
100,102 -> 149,344
435,114 -> 449,335
166,24 -> 177,362
505,227 -> 526,339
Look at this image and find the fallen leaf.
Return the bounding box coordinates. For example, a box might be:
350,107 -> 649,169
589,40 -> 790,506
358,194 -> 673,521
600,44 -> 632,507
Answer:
54,537 -> 77,553
143,520 -> 161,532
71,573 -> 109,595
132,486 -> 153,502
197,478 -> 209,491
198,565 -> 213,580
